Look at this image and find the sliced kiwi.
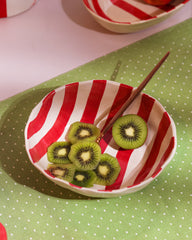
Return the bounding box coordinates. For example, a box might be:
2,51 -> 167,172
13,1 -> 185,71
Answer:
68,141 -> 101,170
47,141 -> 71,164
67,121 -> 101,144
112,114 -> 147,149
94,153 -> 121,186
71,170 -> 96,187
47,163 -> 75,182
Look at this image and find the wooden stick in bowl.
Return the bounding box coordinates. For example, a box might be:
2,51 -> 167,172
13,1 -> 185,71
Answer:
97,51 -> 170,142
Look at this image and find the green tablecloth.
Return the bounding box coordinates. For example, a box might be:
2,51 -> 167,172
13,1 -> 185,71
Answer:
0,18 -> 192,240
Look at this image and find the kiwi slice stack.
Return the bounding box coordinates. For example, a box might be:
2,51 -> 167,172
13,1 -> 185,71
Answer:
67,121 -> 101,144
112,114 -> 148,149
46,122 -> 122,188
94,153 -> 121,186
47,141 -> 71,164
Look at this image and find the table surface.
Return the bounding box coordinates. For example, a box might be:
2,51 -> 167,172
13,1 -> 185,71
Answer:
0,0 -> 192,101
0,2 -> 192,239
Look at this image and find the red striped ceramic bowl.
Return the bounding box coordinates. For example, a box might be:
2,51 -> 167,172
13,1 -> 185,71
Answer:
25,80 -> 177,198
0,0 -> 38,18
83,0 -> 189,33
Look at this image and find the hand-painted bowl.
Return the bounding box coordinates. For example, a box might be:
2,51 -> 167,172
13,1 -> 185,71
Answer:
25,80 -> 177,198
83,0 -> 189,33
0,0 -> 38,18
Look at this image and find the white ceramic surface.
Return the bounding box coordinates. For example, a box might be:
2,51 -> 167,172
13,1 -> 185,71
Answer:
25,80 -> 177,198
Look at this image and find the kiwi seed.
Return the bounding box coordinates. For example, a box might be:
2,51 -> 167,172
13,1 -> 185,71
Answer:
112,114 -> 147,149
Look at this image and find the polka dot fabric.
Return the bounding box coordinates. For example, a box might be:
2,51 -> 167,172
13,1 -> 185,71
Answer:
0,18 -> 192,240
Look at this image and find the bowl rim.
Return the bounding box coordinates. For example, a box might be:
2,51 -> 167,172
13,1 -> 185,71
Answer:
25,79 -> 177,197
83,0 -> 189,26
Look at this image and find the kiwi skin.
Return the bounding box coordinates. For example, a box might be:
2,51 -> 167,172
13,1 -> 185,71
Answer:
71,170 -> 96,187
112,114 -> 148,149
68,141 -> 101,171
94,153 -> 121,186
67,121 -> 101,144
47,163 -> 76,182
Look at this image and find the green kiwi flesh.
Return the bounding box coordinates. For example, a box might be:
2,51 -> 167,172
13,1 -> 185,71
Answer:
112,114 -> 147,149
67,121 -> 101,144
47,163 -> 75,182
68,141 -> 101,170
94,153 -> 121,186
71,170 -> 96,187
47,141 -> 71,164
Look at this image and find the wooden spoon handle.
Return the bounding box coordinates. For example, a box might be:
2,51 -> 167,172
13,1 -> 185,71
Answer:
100,51 -> 170,138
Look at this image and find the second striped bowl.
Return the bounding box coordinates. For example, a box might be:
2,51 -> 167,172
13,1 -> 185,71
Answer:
83,0 -> 189,33
25,80 -> 177,198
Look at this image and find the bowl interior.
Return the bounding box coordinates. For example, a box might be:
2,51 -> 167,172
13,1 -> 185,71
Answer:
83,0 -> 187,24
25,80 -> 176,197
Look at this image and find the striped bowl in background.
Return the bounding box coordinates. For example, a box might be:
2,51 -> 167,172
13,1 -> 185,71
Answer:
0,0 -> 38,18
25,80 -> 177,198
83,0 -> 190,33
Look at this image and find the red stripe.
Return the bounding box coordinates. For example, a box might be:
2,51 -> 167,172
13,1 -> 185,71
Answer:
0,0 -> 7,18
27,90 -> 56,139
137,94 -> 155,121
29,82 -> 79,163
111,0 -> 155,20
106,93 -> 154,190
83,0 -> 91,9
93,0 -> 113,21
133,112 -> 171,184
100,84 -> 133,190
151,168 -> 162,178
106,149 -> 134,190
81,80 -> 107,124
152,136 -> 175,177
100,130 -> 113,154
100,84 -> 133,153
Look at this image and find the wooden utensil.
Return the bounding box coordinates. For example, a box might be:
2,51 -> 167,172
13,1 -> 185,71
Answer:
97,51 -> 170,142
